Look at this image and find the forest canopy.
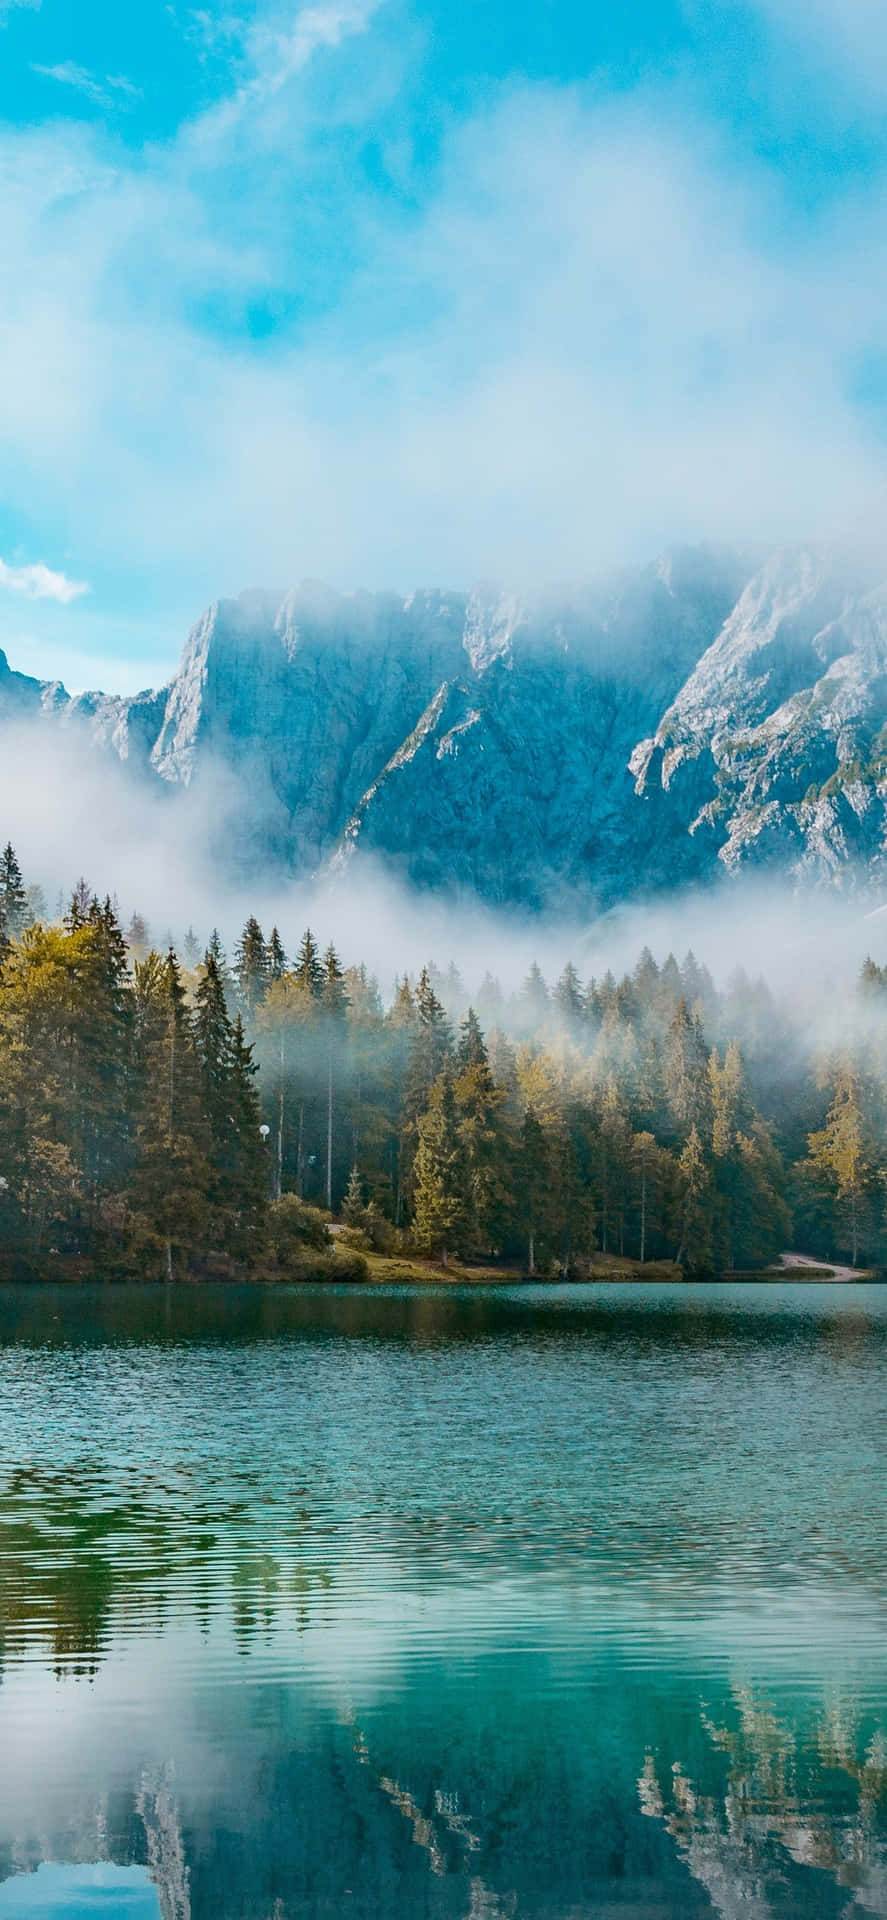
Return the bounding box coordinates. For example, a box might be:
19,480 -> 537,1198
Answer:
0,842 -> 884,1280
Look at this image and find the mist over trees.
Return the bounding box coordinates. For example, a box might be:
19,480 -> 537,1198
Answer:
0,842 -> 885,1280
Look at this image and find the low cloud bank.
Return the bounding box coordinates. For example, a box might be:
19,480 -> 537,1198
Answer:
0,716 -> 882,1002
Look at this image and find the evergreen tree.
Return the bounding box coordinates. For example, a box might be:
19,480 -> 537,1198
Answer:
293,928 -> 324,998
65,877 -> 92,932
226,1016 -> 268,1262
343,1165 -> 365,1228
131,950 -> 211,1279
520,963 -> 550,1029
554,963 -> 584,1029
234,916 -> 269,1019
519,1108 -> 551,1273
127,911 -> 151,956
453,1012 -> 510,1253
322,944 -> 349,1210
663,1000 -> 710,1139
457,1006 -> 487,1070
0,843 -> 27,942
413,1065 -> 467,1263
630,1131 -> 672,1264
807,1063 -> 881,1265
266,927 -> 287,981
676,1125 -> 714,1272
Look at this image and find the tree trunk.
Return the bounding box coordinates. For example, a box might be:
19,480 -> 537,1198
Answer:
165,1235 -> 174,1283
528,1227 -> 535,1276
297,1104 -> 304,1198
640,1164 -> 646,1264
326,1042 -> 333,1212
276,1032 -> 285,1202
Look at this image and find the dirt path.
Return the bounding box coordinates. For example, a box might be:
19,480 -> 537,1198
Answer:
778,1250 -> 866,1283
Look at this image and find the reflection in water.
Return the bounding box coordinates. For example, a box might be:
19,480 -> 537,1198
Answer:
0,1283 -> 886,1917
640,1688 -> 887,1917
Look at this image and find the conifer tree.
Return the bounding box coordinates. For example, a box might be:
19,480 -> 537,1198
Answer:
554,963 -> 584,1029
520,962 -> 550,1029
676,1125 -> 714,1272
127,911 -> 151,956
0,843 -> 27,941
235,916 -> 269,1019
413,1065 -> 467,1263
663,1000 -> 710,1139
322,944 -> 348,1210
454,1010 -> 510,1252
65,877 -> 92,931
807,1063 -> 880,1265
226,1016 -> 268,1262
266,927 -> 287,981
131,950 -> 211,1279
293,928 -> 324,998
519,1109 -> 550,1274
343,1165 -> 365,1228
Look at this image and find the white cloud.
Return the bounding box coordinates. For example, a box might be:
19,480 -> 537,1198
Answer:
0,558 -> 89,603
3,21 -> 887,623
249,0 -> 383,94
32,62 -> 141,109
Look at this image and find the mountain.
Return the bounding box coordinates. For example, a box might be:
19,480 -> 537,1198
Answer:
3,545 -> 887,906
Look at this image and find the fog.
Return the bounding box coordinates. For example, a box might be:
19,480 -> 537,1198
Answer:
0,715 -> 882,1007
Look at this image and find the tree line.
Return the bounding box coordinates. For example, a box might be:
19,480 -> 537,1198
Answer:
0,840 -> 885,1278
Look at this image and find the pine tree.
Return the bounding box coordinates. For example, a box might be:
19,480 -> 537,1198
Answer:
520,963 -> 550,1030
226,1016 -> 268,1263
676,1125 -> 714,1272
234,917 -> 269,1019
807,1063 -> 880,1265
412,1066 -> 467,1263
131,950 -> 211,1279
266,927 -> 287,981
0,843 -> 27,941
65,877 -> 92,932
663,1000 -> 709,1138
520,1109 -> 550,1273
322,944 -> 348,1210
457,1007 -> 487,1070
343,1165 -> 365,1228
206,928 -> 235,1012
554,963 -> 584,1029
453,1011 -> 510,1253
293,928 -> 324,998
127,911 -> 151,956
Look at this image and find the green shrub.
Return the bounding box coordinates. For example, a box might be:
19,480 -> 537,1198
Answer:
268,1195 -> 331,1261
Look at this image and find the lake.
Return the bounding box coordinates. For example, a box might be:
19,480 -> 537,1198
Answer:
0,1282 -> 885,1919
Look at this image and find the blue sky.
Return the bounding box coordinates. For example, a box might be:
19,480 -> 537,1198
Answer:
2,0 -> 887,689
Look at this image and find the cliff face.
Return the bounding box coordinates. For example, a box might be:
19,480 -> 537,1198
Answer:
631,549 -> 887,885
4,545 -> 887,905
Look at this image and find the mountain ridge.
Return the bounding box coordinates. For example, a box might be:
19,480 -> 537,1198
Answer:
3,546 -> 887,906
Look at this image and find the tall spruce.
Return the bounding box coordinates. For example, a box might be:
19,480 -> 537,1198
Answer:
131,950 -> 210,1280
0,843 -> 26,942
412,1064 -> 467,1264
234,917 -> 269,1019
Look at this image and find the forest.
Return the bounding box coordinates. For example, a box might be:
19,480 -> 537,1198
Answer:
0,839 -> 884,1281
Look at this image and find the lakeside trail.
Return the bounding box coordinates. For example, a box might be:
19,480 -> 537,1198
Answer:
779,1251 -> 866,1283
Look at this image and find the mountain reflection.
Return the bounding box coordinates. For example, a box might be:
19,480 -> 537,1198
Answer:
3,1284 -> 887,1917
640,1687 -> 887,1917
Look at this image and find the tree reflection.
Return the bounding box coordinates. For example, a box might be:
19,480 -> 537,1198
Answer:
640,1684 -> 887,1916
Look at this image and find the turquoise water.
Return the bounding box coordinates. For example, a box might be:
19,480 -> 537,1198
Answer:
0,1282 -> 885,1917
